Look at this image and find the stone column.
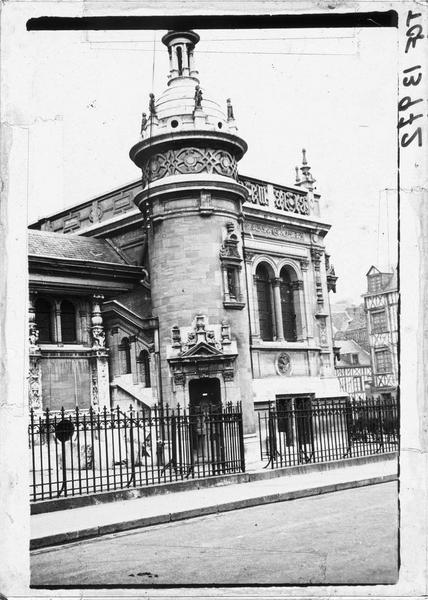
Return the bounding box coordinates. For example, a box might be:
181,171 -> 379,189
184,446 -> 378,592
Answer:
272,278 -> 285,342
90,294 -> 110,410
292,280 -> 306,340
54,299 -> 61,342
300,258 -> 313,340
250,273 -> 261,342
268,279 -> 277,340
222,266 -> 230,302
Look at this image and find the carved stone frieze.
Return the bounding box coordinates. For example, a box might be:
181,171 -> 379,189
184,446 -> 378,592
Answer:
241,179 -> 269,206
273,187 -> 310,215
28,359 -> 42,411
141,147 -> 238,186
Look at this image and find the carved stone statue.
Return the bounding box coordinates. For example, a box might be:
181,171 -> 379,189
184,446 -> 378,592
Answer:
149,93 -> 156,116
92,327 -> 106,349
140,112 -> 148,137
194,85 -> 203,109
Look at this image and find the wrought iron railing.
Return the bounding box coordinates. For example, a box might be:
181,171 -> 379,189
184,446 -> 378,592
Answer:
258,396 -> 398,469
29,403 -> 245,503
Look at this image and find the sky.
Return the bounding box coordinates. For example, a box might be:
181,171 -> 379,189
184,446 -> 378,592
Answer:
18,26 -> 398,304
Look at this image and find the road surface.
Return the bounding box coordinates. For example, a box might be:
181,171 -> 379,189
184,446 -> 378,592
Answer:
31,481 -> 398,586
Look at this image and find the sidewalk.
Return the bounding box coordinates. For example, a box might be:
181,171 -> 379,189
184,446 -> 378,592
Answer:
31,453 -> 397,550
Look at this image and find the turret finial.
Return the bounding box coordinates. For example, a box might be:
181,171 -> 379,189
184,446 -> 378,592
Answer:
297,148 -> 316,190
295,166 -> 301,184
161,30 -> 200,83
302,148 -> 307,165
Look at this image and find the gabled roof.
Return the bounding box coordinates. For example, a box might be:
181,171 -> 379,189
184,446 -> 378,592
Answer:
28,230 -> 129,265
335,339 -> 371,367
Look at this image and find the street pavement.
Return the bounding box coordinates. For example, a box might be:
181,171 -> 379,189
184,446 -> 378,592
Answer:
31,481 -> 398,586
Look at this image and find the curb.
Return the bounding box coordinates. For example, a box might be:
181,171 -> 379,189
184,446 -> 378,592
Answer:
30,473 -> 397,550
31,451 -> 398,515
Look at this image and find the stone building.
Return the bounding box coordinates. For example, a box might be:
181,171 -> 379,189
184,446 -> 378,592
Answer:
28,29 -> 344,434
363,266 -> 398,401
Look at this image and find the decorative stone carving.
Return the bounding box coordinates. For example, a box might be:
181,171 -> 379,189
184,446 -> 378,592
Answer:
311,248 -> 323,270
221,320 -> 231,345
171,325 -> 181,348
316,316 -> 329,347
28,360 -> 42,411
245,221 -> 304,241
241,179 -> 269,206
173,372 -> 186,386
277,352 -> 292,376
91,295 -> 107,351
223,370 -> 234,382
91,361 -> 99,407
300,259 -> 310,272
28,292 -> 40,353
89,205 -> 103,223
292,280 -> 304,291
273,187 -> 310,215
142,147 -> 238,186
219,222 -> 241,261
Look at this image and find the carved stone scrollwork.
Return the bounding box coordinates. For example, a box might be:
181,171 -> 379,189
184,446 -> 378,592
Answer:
241,179 -> 269,206
142,147 -> 238,186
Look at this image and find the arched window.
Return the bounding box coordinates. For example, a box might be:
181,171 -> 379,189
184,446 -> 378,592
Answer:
255,263 -> 274,341
60,300 -> 77,342
138,349 -> 151,387
280,267 -> 297,341
35,299 -> 52,342
119,337 -> 132,374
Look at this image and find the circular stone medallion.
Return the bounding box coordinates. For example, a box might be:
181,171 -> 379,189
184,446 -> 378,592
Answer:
277,352 -> 292,376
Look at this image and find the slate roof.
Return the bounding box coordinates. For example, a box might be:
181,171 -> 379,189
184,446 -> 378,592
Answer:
335,339 -> 371,367
28,230 -> 129,265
